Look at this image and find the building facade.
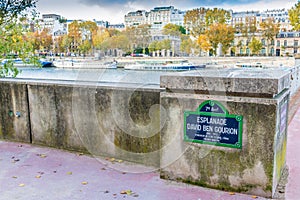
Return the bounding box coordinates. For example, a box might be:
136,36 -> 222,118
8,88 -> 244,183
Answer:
124,10 -> 147,27
231,11 -> 260,29
276,32 -> 300,56
107,23 -> 125,31
258,9 -> 292,32
40,14 -> 67,35
124,6 -> 185,29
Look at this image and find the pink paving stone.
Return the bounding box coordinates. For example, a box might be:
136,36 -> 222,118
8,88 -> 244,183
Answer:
286,108 -> 300,200
1,106 -> 300,200
0,141 -> 268,200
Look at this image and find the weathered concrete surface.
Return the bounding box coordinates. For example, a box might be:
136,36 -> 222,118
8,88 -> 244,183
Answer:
160,70 -> 290,198
160,68 -> 290,98
28,83 -> 161,168
0,82 -> 31,142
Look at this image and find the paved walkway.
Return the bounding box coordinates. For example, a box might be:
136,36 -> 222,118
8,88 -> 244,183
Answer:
1,107 -> 300,200
285,107 -> 300,200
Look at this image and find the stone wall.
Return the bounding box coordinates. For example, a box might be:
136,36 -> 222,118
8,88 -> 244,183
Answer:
0,80 -> 161,167
0,65 -> 298,197
159,70 -> 290,198
0,82 -> 31,142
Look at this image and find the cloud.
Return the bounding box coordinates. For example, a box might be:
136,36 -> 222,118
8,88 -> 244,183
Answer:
37,0 -> 299,24
78,0 -> 125,7
77,0 -> 262,9
220,0 -> 298,12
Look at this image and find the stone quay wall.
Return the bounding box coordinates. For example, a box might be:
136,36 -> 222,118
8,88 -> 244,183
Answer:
159,70 -> 291,198
0,80 -> 162,167
1,65 -> 300,198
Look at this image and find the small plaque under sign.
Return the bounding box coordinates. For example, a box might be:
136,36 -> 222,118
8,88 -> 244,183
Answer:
184,100 -> 243,149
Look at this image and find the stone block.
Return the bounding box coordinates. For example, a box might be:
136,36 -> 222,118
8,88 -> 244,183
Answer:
160,69 -> 290,198
0,81 -> 31,142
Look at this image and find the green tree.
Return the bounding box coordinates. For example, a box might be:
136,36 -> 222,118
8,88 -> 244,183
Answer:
148,41 -> 159,53
148,40 -> 171,52
0,0 -> 38,77
289,1 -> 300,31
78,40 -> 91,55
260,18 -> 279,56
180,35 -> 194,55
158,39 -> 171,50
124,24 -> 151,54
162,23 -> 186,36
205,8 -> 231,27
248,37 -> 263,55
0,0 -> 37,25
113,34 -> 130,52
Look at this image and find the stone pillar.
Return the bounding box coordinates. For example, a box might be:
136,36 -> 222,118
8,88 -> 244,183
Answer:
160,69 -> 291,198
161,49 -> 166,57
157,50 -> 160,57
295,56 -> 300,66
217,43 -> 223,56
167,50 -> 171,57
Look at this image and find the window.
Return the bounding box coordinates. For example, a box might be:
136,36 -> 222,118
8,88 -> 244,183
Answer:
277,40 -> 280,47
271,40 -> 275,45
270,48 -> 274,55
284,40 -> 287,47
246,48 -> 250,55
295,40 -> 298,47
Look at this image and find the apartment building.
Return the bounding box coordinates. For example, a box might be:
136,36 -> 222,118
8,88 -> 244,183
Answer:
258,9 -> 292,32
124,6 -> 185,29
40,14 -> 67,35
124,10 -> 147,27
276,32 -> 300,56
231,11 -> 260,29
145,6 -> 185,29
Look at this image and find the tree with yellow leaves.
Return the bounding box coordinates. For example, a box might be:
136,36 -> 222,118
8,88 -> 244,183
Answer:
289,1 -> 300,31
259,18 -> 279,56
92,28 -> 110,50
184,8 -> 207,38
197,34 -> 212,55
205,23 -> 235,56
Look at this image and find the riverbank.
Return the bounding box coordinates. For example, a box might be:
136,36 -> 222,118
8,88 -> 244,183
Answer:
49,56 -> 296,69
115,56 -> 296,68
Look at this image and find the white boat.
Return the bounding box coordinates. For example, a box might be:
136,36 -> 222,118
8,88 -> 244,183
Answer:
235,62 -> 263,68
124,60 -> 205,71
1,58 -> 53,68
53,59 -> 117,69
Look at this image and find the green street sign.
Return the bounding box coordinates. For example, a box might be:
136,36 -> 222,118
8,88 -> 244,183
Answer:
184,100 -> 243,149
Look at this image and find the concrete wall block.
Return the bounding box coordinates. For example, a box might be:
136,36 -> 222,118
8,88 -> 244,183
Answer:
160,91 -> 288,198
28,83 -> 161,167
0,82 -> 31,142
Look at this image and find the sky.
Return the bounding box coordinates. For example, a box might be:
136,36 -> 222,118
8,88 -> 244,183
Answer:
36,0 -> 299,24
